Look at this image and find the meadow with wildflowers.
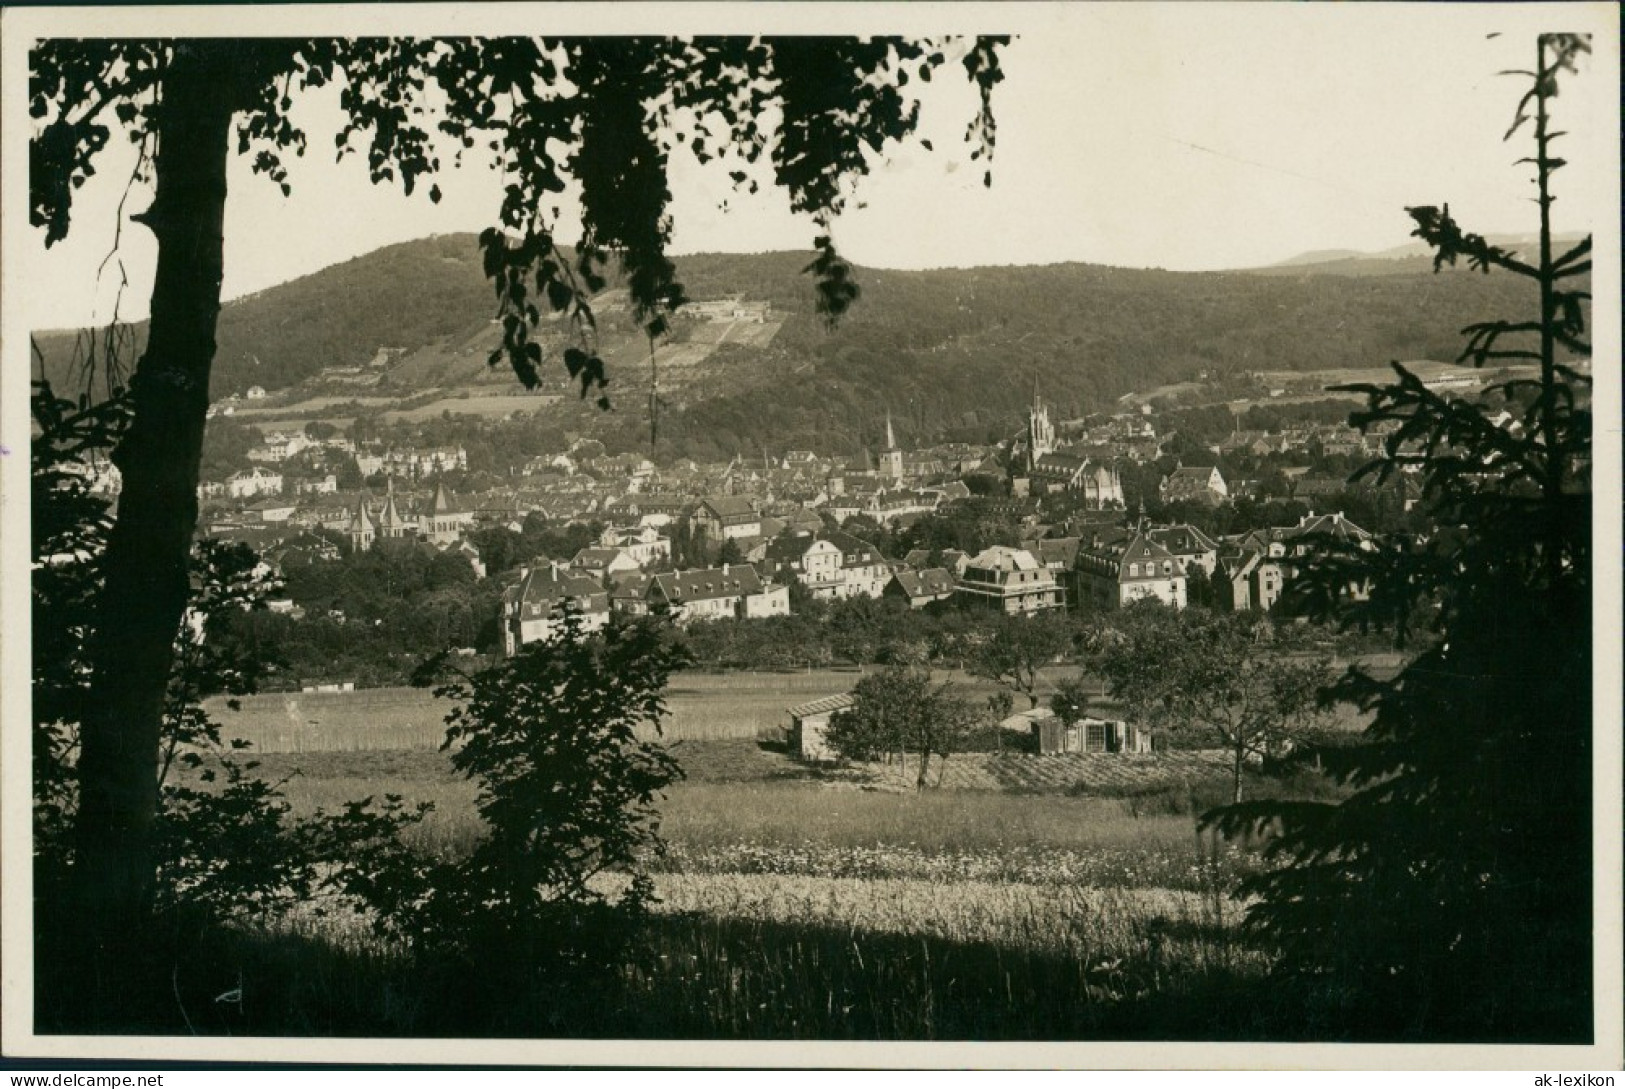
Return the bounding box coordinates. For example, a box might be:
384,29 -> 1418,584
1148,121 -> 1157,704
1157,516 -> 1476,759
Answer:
182,732 -> 1332,1040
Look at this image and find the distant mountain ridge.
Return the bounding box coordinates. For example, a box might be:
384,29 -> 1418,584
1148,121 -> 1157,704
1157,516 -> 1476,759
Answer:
33,232 -> 1567,459
1256,232 -> 1587,277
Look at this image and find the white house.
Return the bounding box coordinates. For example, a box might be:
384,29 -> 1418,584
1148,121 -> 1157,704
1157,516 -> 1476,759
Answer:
500,563 -> 611,656
599,525 -> 672,567
648,564 -> 788,624
1072,531 -> 1187,610
227,467 -> 284,499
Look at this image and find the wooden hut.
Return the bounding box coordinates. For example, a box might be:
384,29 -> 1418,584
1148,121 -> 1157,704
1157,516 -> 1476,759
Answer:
787,693 -> 855,763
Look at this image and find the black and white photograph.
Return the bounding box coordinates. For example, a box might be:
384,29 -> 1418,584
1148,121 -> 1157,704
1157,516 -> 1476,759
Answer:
1,1 -> 1619,1071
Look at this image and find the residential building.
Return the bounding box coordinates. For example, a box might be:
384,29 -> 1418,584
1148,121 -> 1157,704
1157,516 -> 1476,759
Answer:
691,496 -> 761,541
764,533 -> 845,598
647,564 -> 789,624
954,546 -> 1064,615
1148,524 -> 1222,576
246,496 -> 298,524
869,488 -> 941,524
821,529 -> 891,598
599,525 -> 672,567
883,568 -> 957,609
227,467 -> 284,499
1276,511 -> 1376,556
1071,531 -> 1187,610
1160,464 -> 1228,506
248,431 -> 310,463
570,546 -> 641,580
1033,536 -> 1083,572
608,572 -> 654,616
1216,548 -> 1289,613
295,475 -> 339,496
501,563 -> 611,656
1032,712 -> 1153,755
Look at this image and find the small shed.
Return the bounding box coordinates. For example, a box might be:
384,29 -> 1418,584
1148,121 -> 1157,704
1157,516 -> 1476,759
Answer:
1034,714 -> 1151,755
787,693 -> 855,763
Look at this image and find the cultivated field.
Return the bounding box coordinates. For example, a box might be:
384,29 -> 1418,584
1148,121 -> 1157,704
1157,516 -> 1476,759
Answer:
381,392 -> 563,421
228,395 -> 396,417
1252,359 -> 1540,389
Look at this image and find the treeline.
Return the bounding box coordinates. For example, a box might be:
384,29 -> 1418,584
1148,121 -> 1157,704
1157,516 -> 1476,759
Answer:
224,539 -> 497,687
218,517 -> 608,687
672,583 -> 1384,676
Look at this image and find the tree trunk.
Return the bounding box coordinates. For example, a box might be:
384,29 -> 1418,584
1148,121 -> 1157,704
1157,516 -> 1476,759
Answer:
72,43 -> 237,966
915,748 -> 931,792
1232,740 -> 1247,805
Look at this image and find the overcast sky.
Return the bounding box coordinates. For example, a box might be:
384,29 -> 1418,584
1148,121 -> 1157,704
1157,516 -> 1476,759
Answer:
14,2 -> 1617,332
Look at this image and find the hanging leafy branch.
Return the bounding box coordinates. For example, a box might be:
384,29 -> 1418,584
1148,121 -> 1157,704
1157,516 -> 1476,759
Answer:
35,36 -> 1007,400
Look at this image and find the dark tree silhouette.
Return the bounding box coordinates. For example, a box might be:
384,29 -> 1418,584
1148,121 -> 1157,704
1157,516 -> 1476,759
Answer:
30,34 -> 1005,979
1206,34 -> 1594,1040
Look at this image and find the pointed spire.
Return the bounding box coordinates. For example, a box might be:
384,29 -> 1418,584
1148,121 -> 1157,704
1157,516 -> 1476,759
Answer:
885,410 -> 897,452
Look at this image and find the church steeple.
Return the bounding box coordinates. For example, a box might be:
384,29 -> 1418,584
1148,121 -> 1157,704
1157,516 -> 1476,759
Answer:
379,477 -> 410,539
1027,384 -> 1055,471
349,492 -> 376,552
880,410 -> 904,481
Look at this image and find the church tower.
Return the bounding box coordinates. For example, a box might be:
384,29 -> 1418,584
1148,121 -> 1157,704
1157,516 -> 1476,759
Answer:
1027,387 -> 1055,471
348,493 -> 376,553
379,479 -> 411,540
879,411 -> 904,481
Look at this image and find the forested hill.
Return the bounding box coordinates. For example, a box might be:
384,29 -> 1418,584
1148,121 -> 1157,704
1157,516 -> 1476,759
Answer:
633,249 -> 1541,457
33,232 -> 1547,456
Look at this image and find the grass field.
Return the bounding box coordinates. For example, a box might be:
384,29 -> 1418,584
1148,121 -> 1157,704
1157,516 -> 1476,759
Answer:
207,668 -> 1086,753
211,665 -> 1366,755
155,665 -> 1380,1040
179,731 -> 1285,1039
